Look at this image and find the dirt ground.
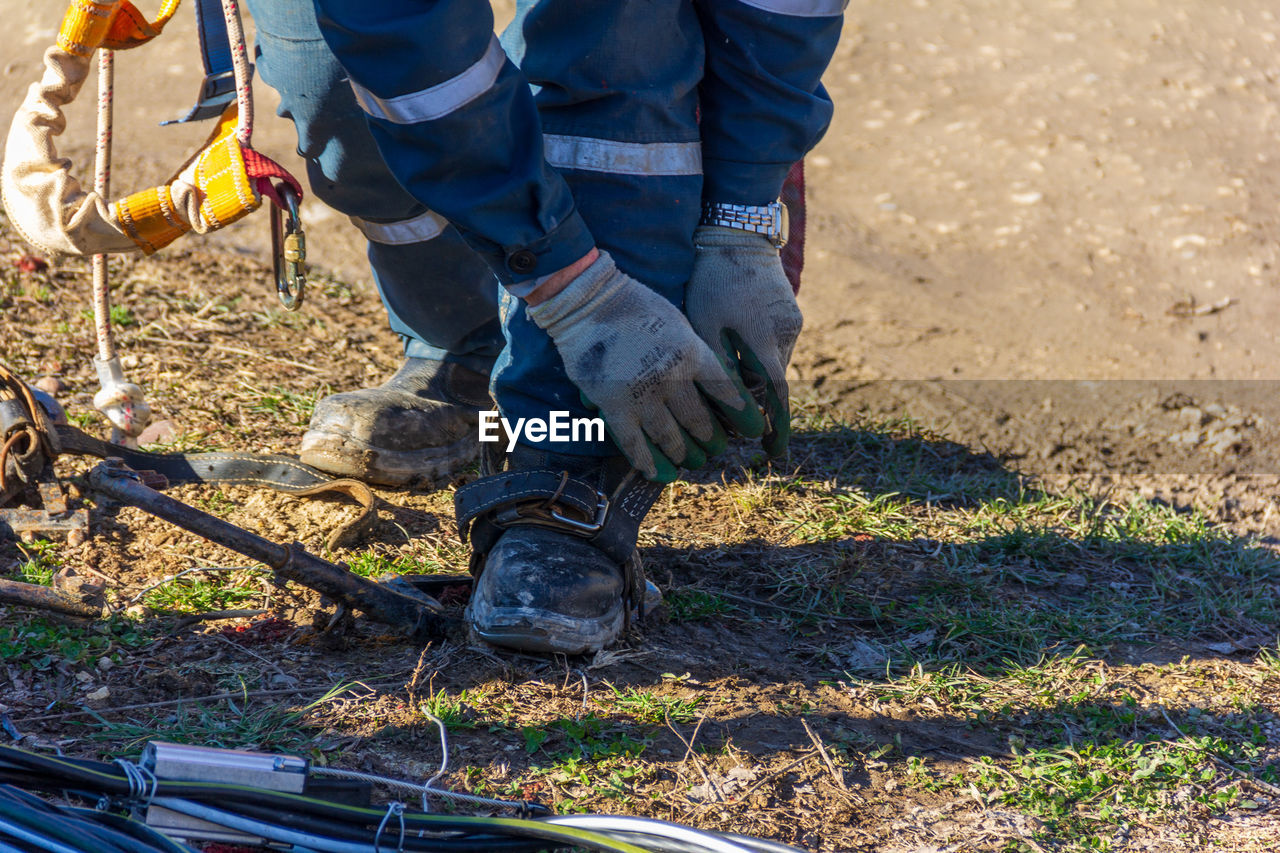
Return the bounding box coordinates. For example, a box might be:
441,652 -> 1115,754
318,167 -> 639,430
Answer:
3,2 -> 1280,851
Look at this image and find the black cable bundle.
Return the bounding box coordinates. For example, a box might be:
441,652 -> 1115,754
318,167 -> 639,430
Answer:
0,784 -> 195,853
0,744 -> 806,853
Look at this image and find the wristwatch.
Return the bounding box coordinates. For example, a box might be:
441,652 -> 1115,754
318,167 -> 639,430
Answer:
700,200 -> 789,249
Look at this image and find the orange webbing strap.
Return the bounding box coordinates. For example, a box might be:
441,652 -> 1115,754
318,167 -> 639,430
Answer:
57,0 -> 181,58
57,0 -> 118,58
113,186 -> 185,255
104,0 -> 182,49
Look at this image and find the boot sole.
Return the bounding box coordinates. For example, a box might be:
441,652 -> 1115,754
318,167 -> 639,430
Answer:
299,429 -> 480,489
466,598 -> 624,655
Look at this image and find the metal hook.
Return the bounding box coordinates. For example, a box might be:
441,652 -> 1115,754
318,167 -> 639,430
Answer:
270,183 -> 307,311
373,801 -> 406,853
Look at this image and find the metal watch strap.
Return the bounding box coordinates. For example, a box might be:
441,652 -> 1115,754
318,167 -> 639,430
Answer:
700,201 -> 789,249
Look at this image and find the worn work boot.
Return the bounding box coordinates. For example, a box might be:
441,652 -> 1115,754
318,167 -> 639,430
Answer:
454,447 -> 663,654
299,358 -> 491,488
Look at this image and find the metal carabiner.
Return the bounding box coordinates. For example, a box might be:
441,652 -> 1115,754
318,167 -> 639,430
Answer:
270,183 -> 307,311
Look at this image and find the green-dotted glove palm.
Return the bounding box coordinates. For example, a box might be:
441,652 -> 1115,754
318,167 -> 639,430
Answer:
687,226 -> 804,457
528,250 -> 764,482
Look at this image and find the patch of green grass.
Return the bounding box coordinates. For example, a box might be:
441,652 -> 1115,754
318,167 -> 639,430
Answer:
869,651 -> 1276,849
606,684 -> 701,725
523,713 -> 648,763
778,489 -> 1280,673
196,490 -> 238,517
143,572 -> 264,613
347,551 -> 423,579
82,684 -> 334,755
346,542 -> 469,578
243,384 -> 327,427
67,410 -> 99,430
79,306 -> 135,326
786,409 -> 1025,505
251,308 -> 316,330
664,588 -> 732,621
14,539 -> 60,586
1257,643 -> 1280,678
421,689 -> 481,731
790,489 -> 915,544
511,713 -> 649,807
965,737 -> 1250,847
0,615 -> 149,672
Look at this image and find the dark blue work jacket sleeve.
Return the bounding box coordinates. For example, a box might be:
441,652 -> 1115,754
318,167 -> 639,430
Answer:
311,0 -> 596,288
695,0 -> 845,205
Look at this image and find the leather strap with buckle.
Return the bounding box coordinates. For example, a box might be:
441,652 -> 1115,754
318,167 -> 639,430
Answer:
455,466 -> 661,574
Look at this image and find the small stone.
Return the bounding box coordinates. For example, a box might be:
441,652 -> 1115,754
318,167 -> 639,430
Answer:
137,419 -> 177,446
1011,191 -> 1044,205
75,671 -> 93,683
34,376 -> 64,395
85,686 -> 110,702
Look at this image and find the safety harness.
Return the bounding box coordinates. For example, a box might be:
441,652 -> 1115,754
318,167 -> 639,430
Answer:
3,0 -> 301,258
2,0 -> 306,441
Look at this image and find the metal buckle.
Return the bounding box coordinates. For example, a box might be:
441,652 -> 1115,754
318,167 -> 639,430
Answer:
773,200 -> 789,250
201,70 -> 237,102
549,490 -> 609,534
270,184 -> 307,311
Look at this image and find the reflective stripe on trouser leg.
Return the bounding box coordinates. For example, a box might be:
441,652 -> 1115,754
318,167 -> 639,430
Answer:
734,0 -> 849,17
244,0 -> 502,370
491,0 -> 704,457
366,227 -> 503,373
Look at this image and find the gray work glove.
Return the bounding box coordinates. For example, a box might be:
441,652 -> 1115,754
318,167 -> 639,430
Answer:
686,226 -> 804,457
528,250 -> 763,482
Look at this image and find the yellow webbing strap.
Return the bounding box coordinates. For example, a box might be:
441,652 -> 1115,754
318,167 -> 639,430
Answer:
57,0 -> 181,57
193,106 -> 260,229
113,104 -> 260,254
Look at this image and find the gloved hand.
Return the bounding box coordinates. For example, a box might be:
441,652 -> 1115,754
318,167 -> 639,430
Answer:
686,226 -> 804,457
528,250 -> 764,482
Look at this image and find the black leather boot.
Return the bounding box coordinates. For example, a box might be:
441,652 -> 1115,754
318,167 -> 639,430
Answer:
454,446 -> 662,654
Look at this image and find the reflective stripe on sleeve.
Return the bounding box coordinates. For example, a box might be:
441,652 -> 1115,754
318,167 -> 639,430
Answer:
734,0 -> 847,16
349,35 -> 505,124
349,209 -> 448,245
542,135 -> 702,177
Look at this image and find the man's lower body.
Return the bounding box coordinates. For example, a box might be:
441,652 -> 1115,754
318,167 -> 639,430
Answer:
248,0 -> 704,653
246,0 -> 505,488
459,0 -> 705,653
